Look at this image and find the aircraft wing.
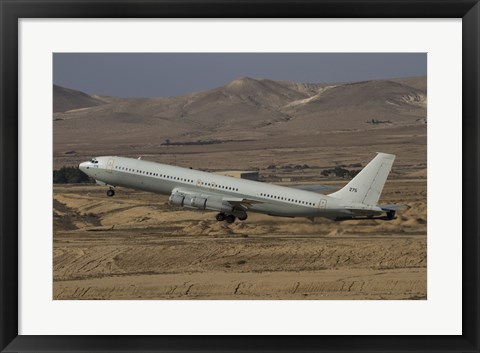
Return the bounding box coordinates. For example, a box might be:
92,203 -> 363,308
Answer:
222,197 -> 264,210
174,188 -> 263,210
290,184 -> 337,193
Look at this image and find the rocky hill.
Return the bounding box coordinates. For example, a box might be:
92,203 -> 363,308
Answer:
53,76 -> 426,150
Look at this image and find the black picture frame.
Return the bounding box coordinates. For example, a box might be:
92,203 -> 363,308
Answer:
1,1 -> 479,352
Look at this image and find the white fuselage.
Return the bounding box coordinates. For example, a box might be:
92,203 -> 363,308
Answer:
79,156 -> 382,220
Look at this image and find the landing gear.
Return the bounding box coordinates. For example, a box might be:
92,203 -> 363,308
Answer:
225,214 -> 236,224
107,188 -> 115,197
238,214 -> 248,221
216,212 -> 244,224
386,210 -> 396,220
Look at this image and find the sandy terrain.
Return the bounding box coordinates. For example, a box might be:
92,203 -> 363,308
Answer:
53,179 -> 426,300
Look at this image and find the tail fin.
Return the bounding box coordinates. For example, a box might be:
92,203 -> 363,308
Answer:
329,153 -> 395,206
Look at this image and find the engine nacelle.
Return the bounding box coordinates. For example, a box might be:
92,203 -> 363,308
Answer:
189,196 -> 207,209
205,199 -> 233,213
169,193 -> 185,206
169,192 -> 233,213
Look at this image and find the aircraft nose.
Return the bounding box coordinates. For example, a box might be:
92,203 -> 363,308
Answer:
79,161 -> 90,171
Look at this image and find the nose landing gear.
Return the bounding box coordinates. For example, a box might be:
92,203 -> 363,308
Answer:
106,188 -> 115,197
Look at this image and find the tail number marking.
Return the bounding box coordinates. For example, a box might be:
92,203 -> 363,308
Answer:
349,187 -> 358,193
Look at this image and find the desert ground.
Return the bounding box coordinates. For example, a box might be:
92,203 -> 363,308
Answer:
53,76 -> 427,300
53,171 -> 426,300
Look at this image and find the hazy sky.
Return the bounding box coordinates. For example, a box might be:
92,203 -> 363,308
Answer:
53,53 -> 426,98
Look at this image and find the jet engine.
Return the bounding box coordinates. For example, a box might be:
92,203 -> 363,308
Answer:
169,192 -> 233,213
169,193 -> 185,206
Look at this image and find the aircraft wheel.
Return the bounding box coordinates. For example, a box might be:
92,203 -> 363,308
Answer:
216,213 -> 226,222
107,189 -> 115,197
225,215 -> 236,224
238,214 -> 248,221
386,210 -> 396,220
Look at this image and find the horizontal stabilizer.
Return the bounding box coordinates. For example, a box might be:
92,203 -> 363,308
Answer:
379,204 -> 409,211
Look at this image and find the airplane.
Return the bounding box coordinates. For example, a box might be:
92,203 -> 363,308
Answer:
78,152 -> 404,224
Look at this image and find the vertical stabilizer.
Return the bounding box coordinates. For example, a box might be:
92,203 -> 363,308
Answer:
329,153 -> 395,205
